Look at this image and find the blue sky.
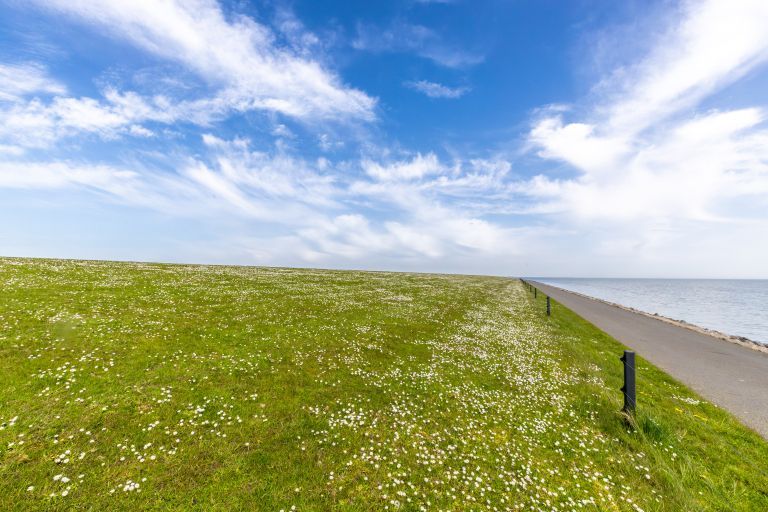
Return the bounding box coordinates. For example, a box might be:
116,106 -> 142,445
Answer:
1,0 -> 767,277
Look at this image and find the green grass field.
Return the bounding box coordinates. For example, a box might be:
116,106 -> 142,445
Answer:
1,257 -> 767,511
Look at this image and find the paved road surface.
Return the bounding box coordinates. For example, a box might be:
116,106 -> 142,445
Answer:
531,280 -> 768,438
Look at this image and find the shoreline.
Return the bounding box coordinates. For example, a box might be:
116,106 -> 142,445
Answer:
534,281 -> 768,355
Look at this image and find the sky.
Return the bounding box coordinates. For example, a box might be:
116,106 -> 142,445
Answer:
0,0 -> 767,278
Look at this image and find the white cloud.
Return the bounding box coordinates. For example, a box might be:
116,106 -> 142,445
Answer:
353,21 -> 483,68
0,145 -> 25,156
384,222 -> 443,258
30,0 -> 375,121
0,160 -> 142,198
404,80 -> 469,99
0,136 -> 340,224
271,124 -> 295,139
180,142 -> 519,262
528,0 -> 768,227
519,0 -> 768,277
293,209 -> 514,263
346,153 -> 519,260
272,7 -> 323,58
298,214 -> 394,259
363,153 -> 444,181
129,124 -> 154,137
0,135 -> 523,267
0,62 -> 66,101
0,89 -> 180,148
603,0 -> 768,135
355,154 -> 513,208
198,134 -> 339,208
529,117 -> 628,175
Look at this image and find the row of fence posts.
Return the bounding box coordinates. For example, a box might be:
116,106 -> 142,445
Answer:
520,278 -> 636,415
520,278 -> 550,316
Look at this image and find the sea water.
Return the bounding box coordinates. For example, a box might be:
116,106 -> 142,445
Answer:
534,278 -> 768,345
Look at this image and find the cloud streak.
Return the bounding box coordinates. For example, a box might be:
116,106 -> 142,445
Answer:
29,0 -> 376,121
404,80 -> 469,98
0,136 -> 522,266
0,88 -> 180,149
528,0 -> 768,227
0,62 -> 66,101
353,21 -> 483,68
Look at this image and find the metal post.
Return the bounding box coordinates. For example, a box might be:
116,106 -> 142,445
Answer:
546,296 -> 551,316
620,351 -> 636,413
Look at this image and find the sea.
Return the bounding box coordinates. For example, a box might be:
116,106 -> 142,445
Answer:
533,278 -> 768,345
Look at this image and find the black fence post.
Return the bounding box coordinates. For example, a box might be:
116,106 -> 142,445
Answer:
546,296 -> 551,316
534,288 -> 537,299
620,351 -> 636,413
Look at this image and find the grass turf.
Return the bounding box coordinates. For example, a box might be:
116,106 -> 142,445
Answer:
1,257 -> 767,511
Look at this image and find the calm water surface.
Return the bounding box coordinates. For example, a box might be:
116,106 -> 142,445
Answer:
534,278 -> 768,345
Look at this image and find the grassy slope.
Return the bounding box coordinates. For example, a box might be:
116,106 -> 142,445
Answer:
0,257 -> 766,511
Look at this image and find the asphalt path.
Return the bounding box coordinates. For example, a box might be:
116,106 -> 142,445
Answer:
531,280 -> 768,438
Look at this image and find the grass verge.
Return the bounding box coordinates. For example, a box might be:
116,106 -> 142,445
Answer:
0,257 -> 766,511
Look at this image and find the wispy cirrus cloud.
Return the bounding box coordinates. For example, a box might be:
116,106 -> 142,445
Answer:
27,0 -> 376,122
193,134 -> 340,210
528,0 -> 768,224
179,144 -> 519,261
404,80 -> 469,98
515,0 -> 768,275
0,85 -> 198,149
0,160 -> 140,193
0,131 -> 520,265
353,20 -> 483,68
0,62 -> 66,101
362,152 -> 443,181
0,136 -> 340,223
